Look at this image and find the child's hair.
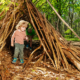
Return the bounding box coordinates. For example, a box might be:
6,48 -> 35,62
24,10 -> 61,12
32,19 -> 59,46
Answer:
16,20 -> 29,30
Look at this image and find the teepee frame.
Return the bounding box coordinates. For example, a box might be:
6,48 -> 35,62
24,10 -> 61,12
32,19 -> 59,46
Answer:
0,0 -> 80,73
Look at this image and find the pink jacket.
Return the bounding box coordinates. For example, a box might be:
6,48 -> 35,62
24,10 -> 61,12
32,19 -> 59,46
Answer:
11,29 -> 28,45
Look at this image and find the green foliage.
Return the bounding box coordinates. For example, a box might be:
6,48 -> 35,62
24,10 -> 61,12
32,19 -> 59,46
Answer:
0,0 -> 18,13
0,0 -> 10,12
64,29 -> 75,38
0,0 -> 19,20
64,29 -> 71,34
65,37 -> 80,41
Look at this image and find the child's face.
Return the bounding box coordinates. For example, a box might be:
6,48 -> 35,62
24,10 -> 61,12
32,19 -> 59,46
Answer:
20,26 -> 26,31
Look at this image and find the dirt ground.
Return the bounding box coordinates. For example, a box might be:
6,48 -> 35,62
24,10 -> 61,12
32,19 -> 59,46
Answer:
0,41 -> 80,80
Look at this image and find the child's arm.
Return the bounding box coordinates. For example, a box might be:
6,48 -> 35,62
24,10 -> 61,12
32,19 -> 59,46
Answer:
24,31 -> 29,42
11,31 -> 16,47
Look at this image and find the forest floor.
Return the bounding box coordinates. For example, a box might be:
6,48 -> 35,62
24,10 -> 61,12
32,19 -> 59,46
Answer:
0,40 -> 80,80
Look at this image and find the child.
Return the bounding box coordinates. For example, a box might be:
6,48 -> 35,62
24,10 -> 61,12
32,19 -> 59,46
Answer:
11,20 -> 29,64
26,27 -> 35,50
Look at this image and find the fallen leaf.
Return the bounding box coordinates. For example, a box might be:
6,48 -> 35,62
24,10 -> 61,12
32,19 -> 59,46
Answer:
32,69 -> 35,72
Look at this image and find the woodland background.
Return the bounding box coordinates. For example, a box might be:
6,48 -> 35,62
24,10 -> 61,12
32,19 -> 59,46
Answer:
0,0 -> 80,41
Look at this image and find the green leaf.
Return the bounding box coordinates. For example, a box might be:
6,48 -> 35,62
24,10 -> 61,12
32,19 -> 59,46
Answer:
15,2 -> 19,6
32,69 -> 35,72
56,77 -> 58,80
1,0 -> 5,3
64,29 -> 71,34
5,7 -> 9,11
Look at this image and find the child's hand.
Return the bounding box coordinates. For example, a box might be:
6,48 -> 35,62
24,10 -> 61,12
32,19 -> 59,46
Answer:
11,44 -> 14,47
26,36 -> 29,41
